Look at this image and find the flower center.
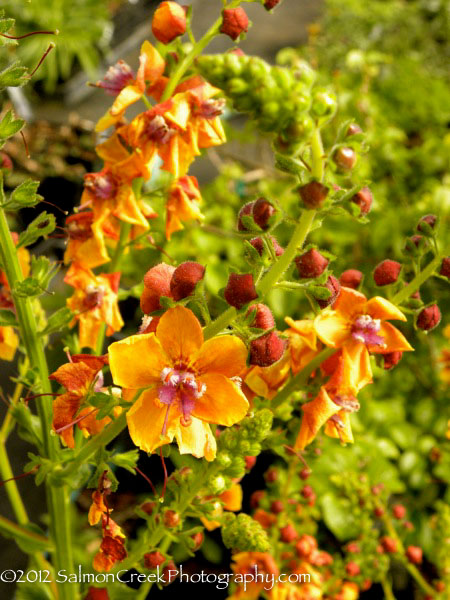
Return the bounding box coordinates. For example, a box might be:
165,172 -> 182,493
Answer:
194,98 -> 225,119
158,367 -> 206,430
84,284 -> 105,310
85,171 -> 117,200
333,394 -> 360,412
97,60 -> 135,97
351,314 -> 384,346
145,115 -> 175,144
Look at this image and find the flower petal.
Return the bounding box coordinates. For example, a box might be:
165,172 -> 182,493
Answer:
340,340 -> 373,392
49,361 -> 95,394
52,392 -> 81,448
366,296 -> 407,322
324,410 -> 354,444
193,335 -> 248,377
156,305 -> 203,365
109,333 -> 168,388
370,322 -> 414,354
192,373 -> 249,426
220,483 -> 243,512
294,387 -> 340,450
314,310 -> 350,348
333,287 -> 367,319
174,417 -> 217,461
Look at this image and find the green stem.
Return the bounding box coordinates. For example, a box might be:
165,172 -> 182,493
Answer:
380,575 -> 397,600
391,254 -> 443,306
160,0 -> 242,102
310,128 -> 325,181
203,306 -> 236,340
0,442 -> 28,525
0,208 -> 76,600
271,347 -> 335,410
0,514 -> 53,552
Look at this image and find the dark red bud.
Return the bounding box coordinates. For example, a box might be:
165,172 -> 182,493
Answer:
417,304 -> 441,331
373,260 -> 402,286
301,485 -> 315,499
346,562 -> 361,577
411,235 -> 423,247
162,561 -> 178,584
383,351 -> 403,370
406,546 -> 423,565
250,235 -> 284,256
334,147 -> 357,170
295,248 -> 329,279
144,550 -> 166,569
245,455 -> 257,470
224,273 -> 258,309
374,507 -> 384,517
191,532 -> 204,550
170,261 -> 205,301
280,524 -> 298,543
417,214 -> 437,232
247,303 -> 275,330
141,263 -> 175,313
351,186 -> 372,215
339,269 -> 363,289
392,504 -> 406,519
253,197 -> 276,230
381,536 -> 398,553
250,490 -> 265,508
265,468 -> 278,483
300,467 -> 311,480
220,7 -> 249,41
346,123 -> 362,136
264,0 -> 282,10
298,181 -> 329,209
439,257 -> 450,279
270,500 -> 284,514
249,331 -> 285,366
237,201 -> 255,231
316,275 -> 341,308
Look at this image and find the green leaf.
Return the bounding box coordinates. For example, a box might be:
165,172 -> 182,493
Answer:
39,307 -> 73,336
0,109 -> 25,140
18,211 -> 56,248
320,492 -> 359,541
0,62 -> 28,89
110,449 -> 139,473
4,179 -> 42,210
14,277 -> 43,298
0,309 -> 18,327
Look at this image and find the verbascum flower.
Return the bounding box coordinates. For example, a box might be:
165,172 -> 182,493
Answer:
285,317 -> 320,374
165,175 -> 203,240
108,306 -> 249,460
244,351 -> 290,400
64,212 -> 110,269
0,326 -> 19,361
230,552 -> 278,600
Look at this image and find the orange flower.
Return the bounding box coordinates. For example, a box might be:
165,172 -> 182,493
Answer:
230,552 -> 279,600
152,2 -> 187,44
64,212 -> 110,269
93,515 -> 127,572
245,350 -> 290,400
65,264 -> 124,350
165,175 -> 203,240
49,354 -> 111,448
202,482 -> 243,530
108,305 -> 249,459
0,326 -> 19,361
285,317 -> 321,374
95,41 -> 166,132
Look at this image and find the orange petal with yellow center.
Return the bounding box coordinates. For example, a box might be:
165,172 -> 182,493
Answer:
110,85 -> 143,116
366,296 -> 407,322
192,373 -> 249,427
294,388 -> 341,450
126,389 -> 180,453
333,287 -> 367,320
174,417 -> 217,461
324,410 -> 354,444
369,321 -> 413,354
49,361 -> 96,394
220,483 -> 243,512
193,335 -> 248,378
340,339 -> 373,392
314,310 -> 350,348
109,333 -> 168,389
156,305 -> 203,366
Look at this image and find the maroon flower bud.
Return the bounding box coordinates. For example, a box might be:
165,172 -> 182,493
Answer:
439,257 -> 450,279
295,248 -> 329,279
373,260 -> 402,286
406,546 -> 423,565
220,7 -> 249,41
245,456 -> 257,470
346,542 -> 361,554
141,263 -> 175,313
190,532 -> 204,550
392,504 -> 406,519
301,485 -> 315,499
351,186 -> 372,215
346,562 -> 361,577
374,507 -> 384,517
334,147 -> 357,170
280,524 -> 298,543
163,510 -> 180,528
339,269 -> 363,290
417,214 -> 437,232
162,561 -> 178,584
224,273 -> 258,309
270,500 -> 284,514
170,261 -> 205,301
417,304 -> 441,331
1,153 -> 13,171
298,181 -> 329,209
383,351 -> 403,370
247,303 -> 275,330
252,198 -> 276,230
141,501 -> 157,515
381,536 -> 398,553
250,235 -> 284,256
250,490 -> 265,508
346,123 -> 362,136
250,331 -> 285,366
264,0 -> 283,10
316,275 -> 341,308
265,468 -> 278,483
403,520 -> 414,531
371,483 -> 384,495
144,550 -> 165,569
310,550 -> 333,566
300,467 -> 311,480
237,201 -> 255,231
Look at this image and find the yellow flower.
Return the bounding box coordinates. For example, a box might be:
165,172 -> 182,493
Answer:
0,326 -> 19,361
202,482 -> 243,531
245,350 -> 290,400
108,305 -> 249,460
285,317 -> 320,374
165,175 -> 204,240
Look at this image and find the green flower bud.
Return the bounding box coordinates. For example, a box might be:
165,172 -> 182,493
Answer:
227,77 -> 248,95
221,513 -> 270,552
311,89 -> 337,118
216,452 -> 233,468
207,475 -> 227,495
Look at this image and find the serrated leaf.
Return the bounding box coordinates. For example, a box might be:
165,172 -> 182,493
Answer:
39,307 -> 73,336
110,449 -> 139,473
4,179 -> 42,210
0,309 -> 18,327
14,277 -> 43,298
0,109 -> 25,139
0,62 -> 28,89
309,285 -> 332,300
18,211 -> 56,248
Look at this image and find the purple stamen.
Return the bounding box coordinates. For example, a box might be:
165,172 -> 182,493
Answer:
194,98 -> 225,119
157,368 -> 206,429
145,115 -> 175,144
351,314 -> 385,346
96,60 -> 135,96
333,394 -> 360,412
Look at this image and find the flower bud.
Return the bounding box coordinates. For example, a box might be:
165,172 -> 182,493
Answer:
220,7 -> 249,41
152,2 -> 187,45
403,521 -> 414,531
346,542 -> 361,554
298,181 -> 329,209
315,275 -> 341,308
250,332 -> 285,367
346,562 -> 361,577
162,561 -> 178,584
417,304 -> 441,331
250,236 -> 284,256
406,546 -> 422,565
250,490 -> 265,508
334,147 -> 357,170
392,504 -> 406,519
346,123 -> 362,136
144,550 -> 165,569
280,524 -> 298,543
170,261 -> 205,301
295,248 -> 329,279
190,532 -> 204,550
417,214 -> 437,233
371,483 -> 384,495
383,351 -> 403,370
264,0 -> 282,9
339,269 -> 363,290
224,273 -> 258,309
163,510 -> 180,528
1,153 -> 13,171
245,456 -> 257,470
296,534 -> 317,558
301,485 -> 315,499
252,197 -> 276,230
270,500 -> 284,514
85,588 -> 109,600
373,260 -> 402,286
265,468 -> 278,483
439,257 -> 450,279
310,550 -> 333,566
247,303 -> 275,330
374,507 -> 384,517
351,186 -> 372,215
300,467 -> 311,480
141,501 -> 157,515
237,201 -> 255,231
381,536 -> 398,553
141,263 -> 175,313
